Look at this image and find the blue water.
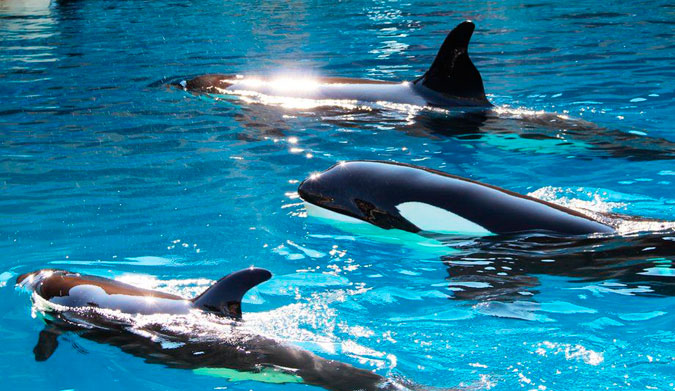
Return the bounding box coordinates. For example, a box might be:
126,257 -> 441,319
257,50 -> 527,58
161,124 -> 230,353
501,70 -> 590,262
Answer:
1,0 -> 674,389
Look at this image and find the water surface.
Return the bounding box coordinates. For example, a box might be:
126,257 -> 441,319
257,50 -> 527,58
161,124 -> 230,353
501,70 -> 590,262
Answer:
1,0 -> 674,389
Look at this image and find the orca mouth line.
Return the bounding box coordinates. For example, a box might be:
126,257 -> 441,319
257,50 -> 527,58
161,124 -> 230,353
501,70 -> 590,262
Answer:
300,195 -> 368,225
296,184 -> 331,207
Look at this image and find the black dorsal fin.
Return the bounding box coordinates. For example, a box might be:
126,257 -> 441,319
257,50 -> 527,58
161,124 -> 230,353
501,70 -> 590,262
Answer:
192,268 -> 272,319
417,21 -> 489,104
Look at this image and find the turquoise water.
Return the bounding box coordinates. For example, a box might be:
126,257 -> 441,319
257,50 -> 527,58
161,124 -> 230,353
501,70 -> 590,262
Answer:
1,0 -> 674,389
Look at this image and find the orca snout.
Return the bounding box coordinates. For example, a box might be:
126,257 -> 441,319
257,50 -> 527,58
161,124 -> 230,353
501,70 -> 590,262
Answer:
298,175 -> 332,206
16,269 -> 63,290
298,163 -> 380,225
15,270 -> 49,290
298,161 -> 360,204
16,271 -> 35,285
298,165 -> 353,209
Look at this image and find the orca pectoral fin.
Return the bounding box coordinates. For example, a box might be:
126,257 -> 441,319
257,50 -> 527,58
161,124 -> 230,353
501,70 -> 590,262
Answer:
192,268 -> 272,319
33,327 -> 61,362
416,20 -> 490,105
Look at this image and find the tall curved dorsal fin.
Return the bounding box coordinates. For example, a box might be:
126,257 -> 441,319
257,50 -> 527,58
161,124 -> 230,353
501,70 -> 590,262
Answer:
417,21 -> 489,104
192,268 -> 272,319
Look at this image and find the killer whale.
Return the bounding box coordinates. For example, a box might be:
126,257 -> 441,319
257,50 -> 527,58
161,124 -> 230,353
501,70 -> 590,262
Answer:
16,269 -> 397,391
17,267 -> 272,319
298,161 -> 616,237
178,21 -> 491,108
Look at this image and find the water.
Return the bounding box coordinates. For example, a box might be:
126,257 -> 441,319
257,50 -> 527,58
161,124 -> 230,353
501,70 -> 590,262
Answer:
1,0 -> 674,389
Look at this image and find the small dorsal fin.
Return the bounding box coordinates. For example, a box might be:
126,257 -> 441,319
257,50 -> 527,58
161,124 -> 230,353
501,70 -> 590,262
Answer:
192,268 -> 272,319
416,21 -> 489,105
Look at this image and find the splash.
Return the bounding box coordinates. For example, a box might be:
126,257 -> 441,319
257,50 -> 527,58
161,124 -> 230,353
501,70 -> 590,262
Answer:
528,186 -> 675,234
534,341 -> 604,366
492,105 -> 559,120
528,186 -> 625,214
116,273 -> 213,298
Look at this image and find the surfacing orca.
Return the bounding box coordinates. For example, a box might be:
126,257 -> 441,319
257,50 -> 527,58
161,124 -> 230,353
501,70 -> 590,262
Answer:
16,268 -> 401,391
178,21 -> 491,108
297,161 -> 616,237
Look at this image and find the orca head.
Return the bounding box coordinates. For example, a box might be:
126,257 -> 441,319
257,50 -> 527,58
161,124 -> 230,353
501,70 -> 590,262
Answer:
16,269 -> 63,291
298,162 -> 421,232
182,74 -> 234,93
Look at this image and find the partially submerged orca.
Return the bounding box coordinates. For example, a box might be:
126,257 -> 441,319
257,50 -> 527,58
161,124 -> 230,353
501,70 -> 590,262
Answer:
18,267 -> 272,319
298,161 -> 616,237
16,268 -> 397,391
178,21 -> 491,108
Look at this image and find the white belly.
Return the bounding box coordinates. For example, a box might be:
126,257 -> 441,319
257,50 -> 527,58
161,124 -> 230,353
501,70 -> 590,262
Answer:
224,78 -> 427,106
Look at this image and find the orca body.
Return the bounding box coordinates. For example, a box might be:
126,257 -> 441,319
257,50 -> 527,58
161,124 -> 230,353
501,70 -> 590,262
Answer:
298,161 -> 616,237
17,268 -> 272,319
179,21 -> 491,108
17,269 -> 392,391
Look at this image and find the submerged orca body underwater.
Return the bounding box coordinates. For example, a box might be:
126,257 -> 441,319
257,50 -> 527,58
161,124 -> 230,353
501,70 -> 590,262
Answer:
178,21 -> 490,108
441,231 -> 675,302
298,161 -> 616,238
16,269 -> 400,391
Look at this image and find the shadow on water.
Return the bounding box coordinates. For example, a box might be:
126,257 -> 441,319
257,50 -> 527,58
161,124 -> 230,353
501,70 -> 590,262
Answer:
32,314 -> 394,391
320,107 -> 675,161
168,83 -> 675,161
440,230 -> 675,302
398,109 -> 675,162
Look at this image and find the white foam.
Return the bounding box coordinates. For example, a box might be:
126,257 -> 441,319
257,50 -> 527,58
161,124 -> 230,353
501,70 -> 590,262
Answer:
528,186 -> 675,234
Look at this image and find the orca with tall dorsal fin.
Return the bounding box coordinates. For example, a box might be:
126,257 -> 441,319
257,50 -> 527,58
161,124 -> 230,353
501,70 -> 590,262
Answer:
17,267 -> 271,320
178,21 -> 492,108
16,268 -> 404,391
16,268 -> 272,361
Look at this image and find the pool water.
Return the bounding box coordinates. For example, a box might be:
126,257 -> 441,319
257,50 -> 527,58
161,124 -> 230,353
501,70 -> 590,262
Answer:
1,0 -> 674,390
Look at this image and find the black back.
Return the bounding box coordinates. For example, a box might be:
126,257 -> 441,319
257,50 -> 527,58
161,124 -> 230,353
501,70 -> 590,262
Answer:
298,161 -> 615,236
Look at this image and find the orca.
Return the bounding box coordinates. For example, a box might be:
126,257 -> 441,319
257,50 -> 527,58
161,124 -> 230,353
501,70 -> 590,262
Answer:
16,268 -> 398,391
178,21 -> 491,108
297,161 -> 616,237
17,267 -> 272,319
